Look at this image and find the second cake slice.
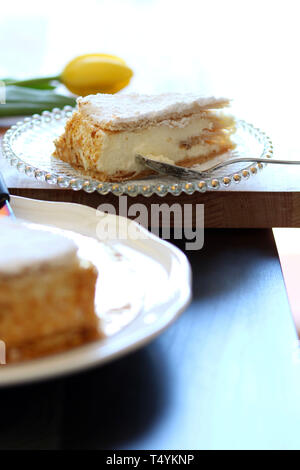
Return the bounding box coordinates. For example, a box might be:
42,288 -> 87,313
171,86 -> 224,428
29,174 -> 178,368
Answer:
0,220 -> 100,362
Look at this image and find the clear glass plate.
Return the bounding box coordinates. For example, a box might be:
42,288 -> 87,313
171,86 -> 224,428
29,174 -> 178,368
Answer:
1,106 -> 273,196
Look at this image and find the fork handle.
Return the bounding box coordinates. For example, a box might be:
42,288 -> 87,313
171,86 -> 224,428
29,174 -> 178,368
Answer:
207,157 -> 300,173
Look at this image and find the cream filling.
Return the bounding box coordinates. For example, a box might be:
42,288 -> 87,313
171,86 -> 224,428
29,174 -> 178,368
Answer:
93,116 -> 221,175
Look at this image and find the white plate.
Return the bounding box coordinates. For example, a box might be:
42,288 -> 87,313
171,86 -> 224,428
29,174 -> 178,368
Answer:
0,196 -> 191,387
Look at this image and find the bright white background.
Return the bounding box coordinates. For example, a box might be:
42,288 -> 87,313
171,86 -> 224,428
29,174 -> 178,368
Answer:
0,0 -> 300,136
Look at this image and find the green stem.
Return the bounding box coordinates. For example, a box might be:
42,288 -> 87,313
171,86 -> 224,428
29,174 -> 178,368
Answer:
6,76 -> 61,88
0,102 -> 76,117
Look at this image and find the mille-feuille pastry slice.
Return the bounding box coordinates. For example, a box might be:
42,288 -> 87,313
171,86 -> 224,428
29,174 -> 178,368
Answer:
53,93 -> 236,182
0,220 -> 100,363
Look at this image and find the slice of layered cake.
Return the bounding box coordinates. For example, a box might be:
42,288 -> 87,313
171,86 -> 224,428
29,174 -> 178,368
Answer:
53,93 -> 235,182
0,220 -> 100,362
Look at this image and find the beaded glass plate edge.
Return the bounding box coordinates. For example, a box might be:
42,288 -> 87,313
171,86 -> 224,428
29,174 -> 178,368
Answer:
1,106 -> 273,196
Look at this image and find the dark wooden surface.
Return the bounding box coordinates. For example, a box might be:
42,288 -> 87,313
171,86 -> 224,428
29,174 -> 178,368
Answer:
1,230 -> 299,450
6,188 -> 300,228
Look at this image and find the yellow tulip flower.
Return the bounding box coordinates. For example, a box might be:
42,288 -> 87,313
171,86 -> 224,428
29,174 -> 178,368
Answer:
7,53 -> 133,97
61,53 -> 133,96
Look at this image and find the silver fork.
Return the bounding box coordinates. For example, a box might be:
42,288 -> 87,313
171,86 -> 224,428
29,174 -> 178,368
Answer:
136,154 -> 300,180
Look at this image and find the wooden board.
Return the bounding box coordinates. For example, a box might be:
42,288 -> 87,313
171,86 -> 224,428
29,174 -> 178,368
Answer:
1,127 -> 300,228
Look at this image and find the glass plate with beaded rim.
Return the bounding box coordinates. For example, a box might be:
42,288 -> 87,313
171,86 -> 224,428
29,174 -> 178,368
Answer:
1,106 -> 273,196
